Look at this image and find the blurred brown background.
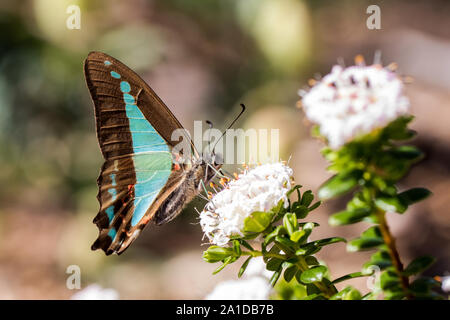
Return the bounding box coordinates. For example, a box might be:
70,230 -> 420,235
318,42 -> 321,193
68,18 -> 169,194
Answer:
0,0 -> 448,299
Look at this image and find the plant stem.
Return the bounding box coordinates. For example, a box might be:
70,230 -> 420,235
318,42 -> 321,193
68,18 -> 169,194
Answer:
375,209 -> 411,299
242,250 -> 286,260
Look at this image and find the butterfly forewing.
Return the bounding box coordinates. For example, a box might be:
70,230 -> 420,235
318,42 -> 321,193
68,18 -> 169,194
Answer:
84,51 -> 193,255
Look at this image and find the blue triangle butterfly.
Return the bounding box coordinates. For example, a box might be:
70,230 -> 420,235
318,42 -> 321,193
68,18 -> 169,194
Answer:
84,51 -> 224,255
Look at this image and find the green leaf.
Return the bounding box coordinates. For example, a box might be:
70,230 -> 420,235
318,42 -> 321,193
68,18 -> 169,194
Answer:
332,272 -> 368,284
239,239 -> 255,252
403,256 -> 435,276
284,265 -> 298,283
275,236 -> 296,253
302,222 -> 315,231
263,225 -> 286,246
409,277 -> 440,294
300,190 -> 314,207
382,115 -> 415,141
295,269 -> 303,283
239,233 -> 261,240
384,289 -> 405,300
305,283 -> 321,295
271,199 -> 286,217
361,292 -> 378,300
374,154 -> 410,180
304,294 -> 327,300
212,256 -> 233,274
243,211 -> 274,233
293,230 -> 310,245
292,204 -> 309,219
288,212 -> 298,229
375,196 -> 407,213
380,269 -> 401,290
388,145 -> 423,162
305,256 -> 319,266
318,171 -> 361,200
348,226 -> 384,252
308,201 -> 321,212
300,266 -> 328,284
372,177 -> 397,196
364,250 -> 392,271
290,230 -> 305,243
299,222 -> 320,228
291,222 -> 314,244
330,286 -> 362,300
233,240 -> 241,256
264,244 -> 281,263
238,256 -> 252,278
283,213 -> 298,235
347,238 -> 384,252
398,188 -> 432,205
312,237 -> 347,247
286,185 -> 302,198
296,243 -> 320,256
361,226 -> 382,239
329,207 -> 371,226
347,192 -> 371,211
270,268 -> 282,287
266,257 -> 284,271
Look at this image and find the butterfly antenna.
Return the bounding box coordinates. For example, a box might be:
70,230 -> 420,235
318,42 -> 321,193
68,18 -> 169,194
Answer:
211,104 -> 246,155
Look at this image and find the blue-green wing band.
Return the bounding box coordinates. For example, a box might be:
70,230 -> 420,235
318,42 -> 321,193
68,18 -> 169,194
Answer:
85,52 -> 179,255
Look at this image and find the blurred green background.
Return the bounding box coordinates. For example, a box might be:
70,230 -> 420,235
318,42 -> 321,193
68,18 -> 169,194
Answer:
0,0 -> 449,299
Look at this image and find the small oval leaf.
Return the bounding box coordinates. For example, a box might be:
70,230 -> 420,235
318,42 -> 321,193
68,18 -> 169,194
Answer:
300,266 -> 328,284
243,211 -> 274,233
318,171 -> 361,200
329,207 -> 371,226
403,256 -> 435,276
398,188 -> 432,205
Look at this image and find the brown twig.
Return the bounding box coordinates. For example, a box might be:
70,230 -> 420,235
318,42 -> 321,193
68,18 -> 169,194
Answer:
375,209 -> 412,299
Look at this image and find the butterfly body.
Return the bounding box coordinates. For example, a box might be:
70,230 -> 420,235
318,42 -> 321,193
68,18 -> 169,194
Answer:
84,51 -> 219,255
154,161 -> 216,226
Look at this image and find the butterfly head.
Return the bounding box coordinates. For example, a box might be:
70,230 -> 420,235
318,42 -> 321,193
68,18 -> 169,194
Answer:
199,152 -> 223,183
199,103 -> 246,183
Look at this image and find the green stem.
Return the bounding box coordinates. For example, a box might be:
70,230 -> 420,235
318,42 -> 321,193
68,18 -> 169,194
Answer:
242,250 -> 286,260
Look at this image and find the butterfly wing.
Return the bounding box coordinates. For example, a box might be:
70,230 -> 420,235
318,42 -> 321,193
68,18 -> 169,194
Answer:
84,51 -> 194,255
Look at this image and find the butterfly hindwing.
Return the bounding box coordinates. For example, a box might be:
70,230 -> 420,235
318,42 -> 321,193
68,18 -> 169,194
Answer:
84,51 -> 189,255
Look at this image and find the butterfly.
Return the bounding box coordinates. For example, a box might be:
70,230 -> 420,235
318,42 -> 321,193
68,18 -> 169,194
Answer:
84,51 -> 224,255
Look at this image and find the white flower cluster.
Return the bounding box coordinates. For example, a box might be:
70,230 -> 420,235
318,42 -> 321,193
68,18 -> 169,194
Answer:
244,256 -> 273,280
205,277 -> 271,300
301,64 -> 410,149
70,284 -> 119,300
442,276 -> 450,293
200,162 -> 293,246
205,258 -> 272,300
